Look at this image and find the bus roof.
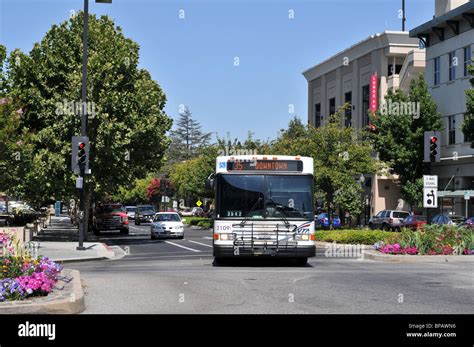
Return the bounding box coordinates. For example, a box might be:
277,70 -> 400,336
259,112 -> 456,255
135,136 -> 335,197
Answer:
216,155 -> 313,175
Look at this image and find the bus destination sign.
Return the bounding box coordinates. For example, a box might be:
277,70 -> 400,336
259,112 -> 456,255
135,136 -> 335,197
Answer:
227,160 -> 302,172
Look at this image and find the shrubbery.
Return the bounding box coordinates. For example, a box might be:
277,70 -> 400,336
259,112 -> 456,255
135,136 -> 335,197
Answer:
315,229 -> 399,245
376,225 -> 473,255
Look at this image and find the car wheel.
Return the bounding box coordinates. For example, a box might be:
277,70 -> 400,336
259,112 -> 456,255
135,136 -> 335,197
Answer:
382,224 -> 389,231
178,235 -> 184,240
296,257 -> 308,266
120,228 -> 129,235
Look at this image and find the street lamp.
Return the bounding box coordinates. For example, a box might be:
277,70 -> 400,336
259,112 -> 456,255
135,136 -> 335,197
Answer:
77,0 -> 112,251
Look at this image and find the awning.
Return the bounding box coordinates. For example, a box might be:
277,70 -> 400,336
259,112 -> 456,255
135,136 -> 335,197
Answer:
437,190 -> 474,198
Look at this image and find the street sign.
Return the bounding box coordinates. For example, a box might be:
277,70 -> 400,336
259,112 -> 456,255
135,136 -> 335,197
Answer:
464,191 -> 470,200
76,177 -> 84,189
196,200 -> 202,207
423,188 -> 438,208
423,175 -> 438,188
161,196 -> 170,203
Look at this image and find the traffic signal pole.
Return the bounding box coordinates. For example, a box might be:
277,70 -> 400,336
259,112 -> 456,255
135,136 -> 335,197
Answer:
77,0 -> 89,251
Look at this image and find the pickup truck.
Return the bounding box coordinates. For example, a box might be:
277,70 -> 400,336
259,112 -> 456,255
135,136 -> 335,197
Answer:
92,203 -> 129,235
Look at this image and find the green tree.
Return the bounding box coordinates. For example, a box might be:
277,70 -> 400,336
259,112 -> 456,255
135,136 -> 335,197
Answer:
370,75 -> 443,208
5,13 -> 172,208
113,176 -> 154,205
169,147 -> 218,205
168,107 -> 212,162
461,59 -> 474,147
272,106 -> 380,226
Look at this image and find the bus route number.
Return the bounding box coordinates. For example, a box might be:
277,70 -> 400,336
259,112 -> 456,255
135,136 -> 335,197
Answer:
216,225 -> 232,231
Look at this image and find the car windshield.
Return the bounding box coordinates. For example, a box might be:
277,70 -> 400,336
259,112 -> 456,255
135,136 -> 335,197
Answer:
217,174 -> 313,220
126,207 -> 136,212
393,211 -> 410,218
99,205 -> 124,213
139,206 -> 155,212
154,214 -> 180,222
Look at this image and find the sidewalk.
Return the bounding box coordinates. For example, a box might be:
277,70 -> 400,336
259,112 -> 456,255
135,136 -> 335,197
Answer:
31,215 -> 125,263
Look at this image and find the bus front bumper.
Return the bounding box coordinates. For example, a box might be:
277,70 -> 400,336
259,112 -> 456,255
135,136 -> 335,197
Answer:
213,244 -> 316,258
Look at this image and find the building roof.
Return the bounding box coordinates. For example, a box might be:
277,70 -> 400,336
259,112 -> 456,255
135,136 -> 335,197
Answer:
409,1 -> 474,37
302,31 -> 419,82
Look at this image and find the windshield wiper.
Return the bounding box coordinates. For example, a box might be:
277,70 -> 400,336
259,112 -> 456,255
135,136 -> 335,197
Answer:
239,196 -> 263,228
266,197 -> 292,229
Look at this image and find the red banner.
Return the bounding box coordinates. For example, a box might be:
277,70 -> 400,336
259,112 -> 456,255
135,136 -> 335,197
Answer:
370,73 -> 378,112
369,73 -> 378,131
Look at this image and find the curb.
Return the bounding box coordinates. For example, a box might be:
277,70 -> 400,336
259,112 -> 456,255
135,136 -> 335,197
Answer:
315,241 -> 373,250
363,250 -> 474,263
0,269 -> 85,314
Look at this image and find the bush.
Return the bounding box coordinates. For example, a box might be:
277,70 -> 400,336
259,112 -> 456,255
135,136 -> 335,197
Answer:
197,219 -> 213,229
182,217 -> 207,225
315,229 -> 398,245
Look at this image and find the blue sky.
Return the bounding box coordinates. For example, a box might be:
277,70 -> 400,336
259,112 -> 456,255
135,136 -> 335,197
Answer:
0,0 -> 434,141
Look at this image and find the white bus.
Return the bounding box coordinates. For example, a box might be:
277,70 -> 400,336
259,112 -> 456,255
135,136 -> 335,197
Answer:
207,155 -> 315,265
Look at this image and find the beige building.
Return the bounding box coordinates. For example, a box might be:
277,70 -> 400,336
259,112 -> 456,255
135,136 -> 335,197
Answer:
303,31 -> 425,222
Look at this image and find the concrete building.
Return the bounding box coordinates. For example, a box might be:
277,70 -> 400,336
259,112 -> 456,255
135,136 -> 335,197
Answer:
410,0 -> 474,217
303,31 -> 424,221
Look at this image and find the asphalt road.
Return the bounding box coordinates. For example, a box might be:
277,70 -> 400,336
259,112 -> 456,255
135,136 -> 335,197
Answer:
70,224 -> 474,314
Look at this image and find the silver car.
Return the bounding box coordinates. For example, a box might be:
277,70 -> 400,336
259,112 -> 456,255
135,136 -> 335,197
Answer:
150,212 -> 185,240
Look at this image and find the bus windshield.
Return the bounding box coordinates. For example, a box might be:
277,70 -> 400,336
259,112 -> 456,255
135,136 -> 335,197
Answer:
217,174 -> 313,220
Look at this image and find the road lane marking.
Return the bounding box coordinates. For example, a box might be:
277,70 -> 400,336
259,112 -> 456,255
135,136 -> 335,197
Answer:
165,241 -> 201,252
203,236 -> 213,240
188,240 -> 213,248
129,225 -> 147,231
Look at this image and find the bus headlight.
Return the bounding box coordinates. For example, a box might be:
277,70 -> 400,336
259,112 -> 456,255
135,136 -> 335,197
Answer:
295,234 -> 310,241
220,233 -> 235,241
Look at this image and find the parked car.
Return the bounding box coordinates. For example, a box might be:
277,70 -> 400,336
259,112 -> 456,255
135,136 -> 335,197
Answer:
368,210 -> 411,231
462,217 -> 474,230
192,207 -> 204,216
315,213 -> 341,229
401,215 -> 427,231
92,203 -> 129,235
150,212 -> 185,240
430,214 -> 466,226
134,205 -> 156,225
179,208 -> 193,217
125,206 -> 136,220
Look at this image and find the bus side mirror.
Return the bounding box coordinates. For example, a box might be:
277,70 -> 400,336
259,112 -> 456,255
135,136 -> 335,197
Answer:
205,179 -> 215,190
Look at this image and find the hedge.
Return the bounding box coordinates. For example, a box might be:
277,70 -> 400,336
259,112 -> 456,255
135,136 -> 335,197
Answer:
315,229 -> 399,245
197,219 -> 214,229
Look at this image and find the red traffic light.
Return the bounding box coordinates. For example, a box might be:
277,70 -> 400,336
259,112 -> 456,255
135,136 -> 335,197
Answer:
430,136 -> 438,144
78,142 -> 86,150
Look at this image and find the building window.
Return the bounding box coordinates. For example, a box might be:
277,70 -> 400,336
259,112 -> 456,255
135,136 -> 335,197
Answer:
448,115 -> 455,145
344,92 -> 352,127
434,56 -> 440,85
388,64 -> 403,77
329,97 -> 336,116
464,46 -> 472,77
314,103 -> 322,128
449,51 -> 456,81
362,85 -> 370,126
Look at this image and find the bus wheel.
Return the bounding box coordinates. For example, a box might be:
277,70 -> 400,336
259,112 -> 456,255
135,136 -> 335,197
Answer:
213,257 -> 225,266
296,257 -> 308,266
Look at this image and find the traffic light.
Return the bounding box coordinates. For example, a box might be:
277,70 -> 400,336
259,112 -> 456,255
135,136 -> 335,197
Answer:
78,142 -> 87,165
424,131 -> 441,163
429,136 -> 438,162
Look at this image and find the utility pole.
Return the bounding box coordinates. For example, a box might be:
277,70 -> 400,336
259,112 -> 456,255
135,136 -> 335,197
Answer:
402,0 -> 406,31
77,0 -> 112,250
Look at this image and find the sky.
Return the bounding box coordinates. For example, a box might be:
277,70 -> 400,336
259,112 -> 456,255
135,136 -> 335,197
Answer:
0,0 -> 435,142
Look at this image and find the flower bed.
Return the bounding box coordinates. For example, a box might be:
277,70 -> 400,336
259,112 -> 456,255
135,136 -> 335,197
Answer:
1,229 -> 62,302
374,225 -> 473,256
